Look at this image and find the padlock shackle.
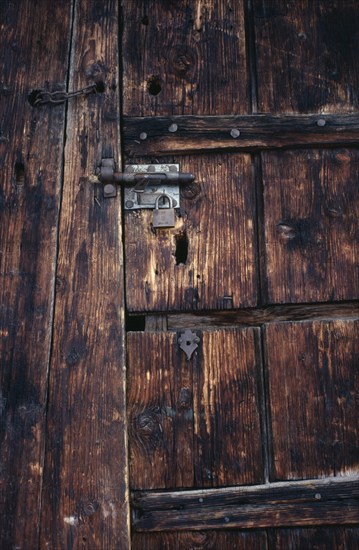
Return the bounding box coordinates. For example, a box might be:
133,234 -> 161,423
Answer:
154,193 -> 174,209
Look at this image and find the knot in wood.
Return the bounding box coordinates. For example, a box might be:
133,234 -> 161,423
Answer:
136,412 -> 157,435
168,45 -> 197,79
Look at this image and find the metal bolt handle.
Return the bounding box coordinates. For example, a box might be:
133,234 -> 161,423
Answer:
98,160 -> 195,193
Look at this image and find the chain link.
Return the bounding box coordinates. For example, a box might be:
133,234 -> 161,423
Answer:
32,83 -> 98,106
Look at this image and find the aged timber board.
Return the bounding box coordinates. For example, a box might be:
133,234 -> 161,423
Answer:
127,328 -> 264,490
261,148 -> 359,304
0,0 -> 72,547
264,319 -> 359,481
125,153 -> 258,312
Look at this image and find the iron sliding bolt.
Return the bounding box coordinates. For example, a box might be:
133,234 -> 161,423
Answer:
97,159 -> 195,197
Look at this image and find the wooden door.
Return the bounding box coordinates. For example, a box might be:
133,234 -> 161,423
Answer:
1,1 -> 358,549
122,1 -> 359,548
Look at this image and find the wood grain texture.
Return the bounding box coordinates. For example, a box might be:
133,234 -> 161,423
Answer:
261,149 -> 359,304
122,0 -> 249,116
264,319 -> 359,480
132,476 -> 359,531
40,1 -> 130,548
0,1 -> 71,547
254,0 -> 359,113
132,530 -> 267,549
124,114 -> 359,157
133,475 -> 359,512
268,526 -> 359,550
127,328 -> 264,490
125,153 -> 258,312
167,302 -> 359,329
133,501 -> 359,532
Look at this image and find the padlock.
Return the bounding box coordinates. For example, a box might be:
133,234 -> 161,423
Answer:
152,193 -> 176,228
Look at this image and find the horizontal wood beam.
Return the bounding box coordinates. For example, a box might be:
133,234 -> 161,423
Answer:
124,114 -> 359,157
164,302 -> 359,330
132,476 -> 359,532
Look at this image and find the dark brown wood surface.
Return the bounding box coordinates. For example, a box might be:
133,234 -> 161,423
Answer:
133,475 -> 359,512
0,1 -> 71,547
254,0 -> 359,113
166,302 -> 359,329
262,148 -> 359,304
127,328 -> 264,490
268,526 -> 359,550
132,530 -> 267,550
124,114 -> 359,157
132,476 -> 359,531
264,319 -> 359,480
39,1 -> 129,548
122,0 -> 249,116
125,153 -> 258,312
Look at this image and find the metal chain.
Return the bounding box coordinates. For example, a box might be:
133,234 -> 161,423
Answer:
32,83 -> 98,106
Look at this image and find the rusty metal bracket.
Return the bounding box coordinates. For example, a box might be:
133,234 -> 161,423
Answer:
178,330 -> 200,360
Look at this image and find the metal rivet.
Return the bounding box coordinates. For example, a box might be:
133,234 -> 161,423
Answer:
230,128 -> 240,138
168,123 -> 178,133
224,516 -> 230,523
315,493 -> 322,500
317,118 -> 326,127
125,200 -> 134,209
199,498 -> 204,503
139,132 -> 148,140
103,183 -> 116,197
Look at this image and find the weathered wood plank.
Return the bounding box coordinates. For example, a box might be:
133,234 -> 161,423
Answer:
40,1 -> 130,548
132,530 -> 267,549
127,328 -> 264,490
254,0 -> 359,113
133,475 -> 359,510
0,1 -> 72,547
122,0 -> 249,116
132,476 -> 359,531
261,149 -> 359,304
128,331 -> 195,490
166,302 -> 359,329
133,501 -> 359,532
268,526 -> 359,549
264,320 -> 359,480
124,114 -> 359,157
125,153 -> 258,312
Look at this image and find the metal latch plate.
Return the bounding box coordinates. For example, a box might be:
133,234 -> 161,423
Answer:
123,164 -> 180,210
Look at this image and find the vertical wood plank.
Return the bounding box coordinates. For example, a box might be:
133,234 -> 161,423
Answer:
132,530 -> 267,550
40,1 -> 130,548
127,332 -> 195,490
125,153 -> 258,312
193,328 -> 264,487
0,1 -> 72,547
264,320 -> 359,481
261,149 -> 359,304
127,328 -> 263,490
254,0 -> 359,113
268,526 -> 359,550
122,0 -> 249,116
